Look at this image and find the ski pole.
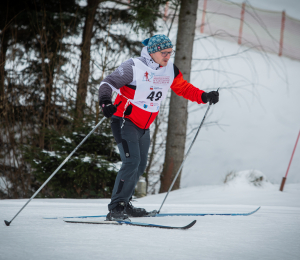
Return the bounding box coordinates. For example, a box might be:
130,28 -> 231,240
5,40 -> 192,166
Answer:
4,117 -> 106,226
157,94 -> 217,214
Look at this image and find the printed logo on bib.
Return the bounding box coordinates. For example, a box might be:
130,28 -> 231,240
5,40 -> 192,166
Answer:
143,71 -> 154,82
143,104 -> 148,109
153,76 -> 170,85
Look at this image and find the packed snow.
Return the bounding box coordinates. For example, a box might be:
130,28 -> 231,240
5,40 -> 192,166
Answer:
1,172 -> 300,260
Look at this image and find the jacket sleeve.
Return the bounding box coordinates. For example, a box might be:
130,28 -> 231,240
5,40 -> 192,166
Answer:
98,59 -> 134,106
170,66 -> 206,104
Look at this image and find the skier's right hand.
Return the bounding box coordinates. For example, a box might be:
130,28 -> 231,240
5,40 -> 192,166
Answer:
101,100 -> 117,118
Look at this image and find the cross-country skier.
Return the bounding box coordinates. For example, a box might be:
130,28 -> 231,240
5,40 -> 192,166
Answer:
98,34 -> 219,221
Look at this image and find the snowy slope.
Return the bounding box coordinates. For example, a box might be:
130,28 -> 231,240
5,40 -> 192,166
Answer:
1,177 -> 300,260
156,3 -> 300,187
182,37 -> 300,187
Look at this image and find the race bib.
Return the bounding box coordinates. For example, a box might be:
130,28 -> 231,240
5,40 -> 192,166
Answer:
131,59 -> 174,112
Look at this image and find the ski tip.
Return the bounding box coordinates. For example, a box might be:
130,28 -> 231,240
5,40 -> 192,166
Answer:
253,206 -> 261,213
244,206 -> 261,216
183,220 -> 197,229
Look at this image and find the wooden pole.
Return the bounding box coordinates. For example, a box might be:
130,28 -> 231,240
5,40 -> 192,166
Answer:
280,130 -> 300,191
279,177 -> 286,191
279,11 -> 286,56
238,2 -> 246,45
200,0 -> 207,33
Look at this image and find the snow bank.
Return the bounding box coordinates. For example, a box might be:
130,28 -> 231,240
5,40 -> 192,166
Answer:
224,169 -> 273,188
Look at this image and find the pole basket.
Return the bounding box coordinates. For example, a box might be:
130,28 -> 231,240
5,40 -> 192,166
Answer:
279,177 -> 286,191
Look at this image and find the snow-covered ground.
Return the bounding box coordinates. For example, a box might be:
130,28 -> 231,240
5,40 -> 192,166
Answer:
1,172 -> 300,260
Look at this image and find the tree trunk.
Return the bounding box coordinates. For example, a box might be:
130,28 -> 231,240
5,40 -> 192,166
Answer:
75,0 -> 100,123
159,0 -> 198,193
0,31 -> 8,116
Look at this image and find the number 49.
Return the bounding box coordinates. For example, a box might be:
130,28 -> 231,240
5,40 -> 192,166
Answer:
147,91 -> 162,101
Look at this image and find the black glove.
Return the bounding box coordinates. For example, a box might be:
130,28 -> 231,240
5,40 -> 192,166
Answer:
101,100 -> 117,118
201,91 -> 219,104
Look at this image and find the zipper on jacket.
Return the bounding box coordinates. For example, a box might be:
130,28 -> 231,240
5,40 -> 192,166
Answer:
144,113 -> 152,129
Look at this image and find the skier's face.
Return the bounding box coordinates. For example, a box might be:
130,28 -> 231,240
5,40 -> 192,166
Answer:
150,48 -> 173,67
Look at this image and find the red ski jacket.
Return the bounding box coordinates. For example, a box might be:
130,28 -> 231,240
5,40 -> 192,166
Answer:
99,49 -> 206,129
113,69 -> 205,129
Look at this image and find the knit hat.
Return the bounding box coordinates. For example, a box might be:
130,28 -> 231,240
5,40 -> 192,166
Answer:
142,34 -> 173,54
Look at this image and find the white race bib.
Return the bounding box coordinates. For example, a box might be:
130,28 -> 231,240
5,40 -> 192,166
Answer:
131,58 -> 174,112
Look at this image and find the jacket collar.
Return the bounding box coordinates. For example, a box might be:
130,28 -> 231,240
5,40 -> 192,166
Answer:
141,47 -> 160,70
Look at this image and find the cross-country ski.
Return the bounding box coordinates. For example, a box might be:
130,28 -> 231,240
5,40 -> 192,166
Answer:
43,206 -> 260,219
64,219 -> 197,230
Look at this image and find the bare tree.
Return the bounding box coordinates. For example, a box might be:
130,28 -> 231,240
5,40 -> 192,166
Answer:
0,32 -> 8,114
75,0 -> 101,124
160,0 -> 199,193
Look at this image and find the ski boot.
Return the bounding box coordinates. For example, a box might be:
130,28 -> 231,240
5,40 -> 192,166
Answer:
106,202 -> 130,221
125,201 -> 157,217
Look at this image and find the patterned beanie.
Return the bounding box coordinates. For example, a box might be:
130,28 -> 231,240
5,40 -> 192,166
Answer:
142,34 -> 173,54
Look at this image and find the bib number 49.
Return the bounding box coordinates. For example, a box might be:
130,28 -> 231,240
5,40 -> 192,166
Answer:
147,91 -> 162,101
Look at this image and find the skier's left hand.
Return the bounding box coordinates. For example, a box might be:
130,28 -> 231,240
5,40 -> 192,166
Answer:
201,91 -> 219,104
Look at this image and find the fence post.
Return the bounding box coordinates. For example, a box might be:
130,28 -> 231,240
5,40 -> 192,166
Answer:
238,2 -> 246,44
200,0 -> 207,33
280,130 -> 300,191
279,10 -> 285,56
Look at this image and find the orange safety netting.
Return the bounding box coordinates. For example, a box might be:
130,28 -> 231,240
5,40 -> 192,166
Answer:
194,0 -> 300,60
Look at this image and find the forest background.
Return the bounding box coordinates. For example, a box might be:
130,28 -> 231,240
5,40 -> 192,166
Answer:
1,0 -> 299,199
0,0 -> 173,199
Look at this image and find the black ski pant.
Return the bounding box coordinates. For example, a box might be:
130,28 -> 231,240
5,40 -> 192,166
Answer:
108,116 -> 150,211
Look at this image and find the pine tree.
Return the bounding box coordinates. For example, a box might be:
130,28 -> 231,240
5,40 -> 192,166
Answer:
0,0 -> 81,198
24,115 -> 120,198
